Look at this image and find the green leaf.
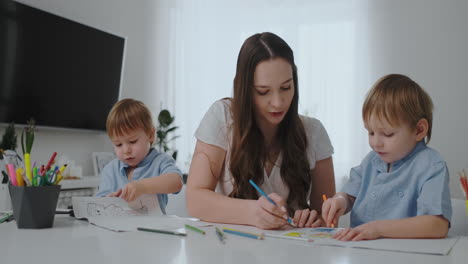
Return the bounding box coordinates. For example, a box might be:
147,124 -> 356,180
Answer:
166,126 -> 178,133
21,129 -> 25,155
0,123 -> 17,150
28,132 -> 34,153
158,109 -> 173,126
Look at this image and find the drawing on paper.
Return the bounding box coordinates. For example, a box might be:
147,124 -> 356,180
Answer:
86,199 -> 150,217
72,195 -> 161,219
281,228 -> 343,239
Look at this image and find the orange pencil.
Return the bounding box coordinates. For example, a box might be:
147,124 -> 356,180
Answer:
322,194 -> 335,228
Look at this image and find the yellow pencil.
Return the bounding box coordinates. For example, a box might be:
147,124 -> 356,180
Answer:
59,164 -> 68,174
15,168 -> 24,186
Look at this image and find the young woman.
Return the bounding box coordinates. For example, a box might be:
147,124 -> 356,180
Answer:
186,32 -> 336,229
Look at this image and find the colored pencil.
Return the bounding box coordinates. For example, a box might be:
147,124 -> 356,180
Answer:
322,194 -> 335,228
215,227 -> 225,244
222,227 -> 264,240
248,179 -> 296,227
459,170 -> 468,199
185,224 -> 205,235
137,227 -> 187,236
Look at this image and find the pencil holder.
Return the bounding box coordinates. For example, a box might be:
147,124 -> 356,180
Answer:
8,184 -> 61,229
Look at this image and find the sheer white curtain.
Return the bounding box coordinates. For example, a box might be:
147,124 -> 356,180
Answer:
157,0 -> 371,189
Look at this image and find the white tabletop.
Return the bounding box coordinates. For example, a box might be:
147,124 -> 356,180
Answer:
1,216 -> 467,264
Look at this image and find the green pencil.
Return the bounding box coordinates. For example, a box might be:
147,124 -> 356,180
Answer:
137,227 -> 187,236
185,224 -> 206,234
0,212 -> 12,224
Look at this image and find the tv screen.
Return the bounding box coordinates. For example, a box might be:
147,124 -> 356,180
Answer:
0,1 -> 124,131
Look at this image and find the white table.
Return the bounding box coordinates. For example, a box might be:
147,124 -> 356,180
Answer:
1,216 -> 467,264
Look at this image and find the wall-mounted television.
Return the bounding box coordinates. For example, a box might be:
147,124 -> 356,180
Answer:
0,0 -> 125,131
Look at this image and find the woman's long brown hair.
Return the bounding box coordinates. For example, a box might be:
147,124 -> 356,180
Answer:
228,32 -> 311,214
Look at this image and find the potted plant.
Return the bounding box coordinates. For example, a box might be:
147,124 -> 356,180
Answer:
155,109 -> 188,183
0,123 -> 21,172
155,109 -> 179,160
0,123 -> 17,159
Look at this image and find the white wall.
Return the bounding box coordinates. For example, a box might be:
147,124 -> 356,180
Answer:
365,0 -> 468,199
2,0 -> 467,199
1,0 -> 174,175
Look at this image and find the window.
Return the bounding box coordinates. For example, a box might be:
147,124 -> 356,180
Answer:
156,0 -> 371,188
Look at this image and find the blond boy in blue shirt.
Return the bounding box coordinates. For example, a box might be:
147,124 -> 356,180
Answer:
96,99 -> 183,213
322,74 -> 452,241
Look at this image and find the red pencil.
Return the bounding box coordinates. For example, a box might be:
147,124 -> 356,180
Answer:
460,175 -> 468,200
45,152 -> 57,171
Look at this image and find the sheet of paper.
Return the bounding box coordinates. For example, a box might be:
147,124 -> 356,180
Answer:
72,195 -> 162,219
269,228 -> 459,255
313,236 -> 459,255
72,195 -> 210,232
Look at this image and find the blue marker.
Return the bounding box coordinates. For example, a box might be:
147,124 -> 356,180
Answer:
248,179 -> 296,226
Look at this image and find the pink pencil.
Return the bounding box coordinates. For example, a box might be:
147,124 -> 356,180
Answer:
7,164 -> 17,186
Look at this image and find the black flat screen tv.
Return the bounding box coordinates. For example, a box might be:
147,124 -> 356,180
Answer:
0,0 -> 124,131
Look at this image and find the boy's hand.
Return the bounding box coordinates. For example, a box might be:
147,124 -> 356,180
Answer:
107,189 -> 122,197
333,221 -> 381,241
119,181 -> 143,202
322,195 -> 347,227
293,208 -> 321,228
249,193 -> 289,230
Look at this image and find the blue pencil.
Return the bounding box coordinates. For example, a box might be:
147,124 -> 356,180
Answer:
222,227 -> 264,240
248,179 -> 296,226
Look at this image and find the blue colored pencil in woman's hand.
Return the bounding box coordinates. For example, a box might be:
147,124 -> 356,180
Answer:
248,179 -> 296,226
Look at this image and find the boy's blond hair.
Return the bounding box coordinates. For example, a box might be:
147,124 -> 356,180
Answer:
362,74 -> 434,143
106,98 -> 155,143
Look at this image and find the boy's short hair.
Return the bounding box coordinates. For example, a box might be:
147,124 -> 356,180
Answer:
106,98 -> 155,142
362,74 -> 434,143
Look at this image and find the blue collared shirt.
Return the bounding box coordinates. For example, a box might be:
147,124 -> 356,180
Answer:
342,141 -> 452,227
95,148 -> 183,213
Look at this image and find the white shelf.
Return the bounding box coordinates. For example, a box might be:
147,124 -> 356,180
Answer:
60,176 -> 100,190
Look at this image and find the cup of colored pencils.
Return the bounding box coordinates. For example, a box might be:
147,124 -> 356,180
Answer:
7,151 -> 63,229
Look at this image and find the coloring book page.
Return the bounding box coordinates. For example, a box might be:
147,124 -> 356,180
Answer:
72,195 -> 162,219
270,227 -> 458,255
278,227 -> 343,239
72,195 -> 208,232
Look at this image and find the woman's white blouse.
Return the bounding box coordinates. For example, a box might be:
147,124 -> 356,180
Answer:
195,100 -> 334,204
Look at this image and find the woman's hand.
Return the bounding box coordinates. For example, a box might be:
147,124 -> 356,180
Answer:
333,221 -> 381,241
293,208 -> 321,228
250,193 -> 289,230
322,195 -> 347,227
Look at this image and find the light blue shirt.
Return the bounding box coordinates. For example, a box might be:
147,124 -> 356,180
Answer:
341,141 -> 452,227
95,148 -> 182,213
